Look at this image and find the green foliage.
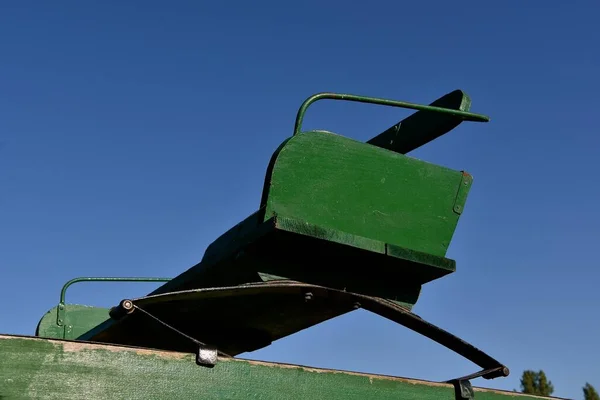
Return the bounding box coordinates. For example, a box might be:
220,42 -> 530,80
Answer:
584,383 -> 600,400
520,370 -> 554,396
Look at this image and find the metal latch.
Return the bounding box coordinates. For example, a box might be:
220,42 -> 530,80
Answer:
452,379 -> 475,400
446,366 -> 510,399
453,171 -> 473,215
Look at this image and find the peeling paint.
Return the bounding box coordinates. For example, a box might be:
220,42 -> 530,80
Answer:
1,335 -> 566,400
240,358 -> 451,388
60,340 -> 191,360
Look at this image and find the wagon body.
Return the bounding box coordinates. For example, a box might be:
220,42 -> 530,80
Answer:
1,334 -> 556,400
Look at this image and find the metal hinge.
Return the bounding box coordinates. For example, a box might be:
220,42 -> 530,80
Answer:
446,366 -> 510,399
453,171 -> 473,215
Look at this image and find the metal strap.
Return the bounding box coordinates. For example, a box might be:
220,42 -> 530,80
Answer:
110,281 -> 508,381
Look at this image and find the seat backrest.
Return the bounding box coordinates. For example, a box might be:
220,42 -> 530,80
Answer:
260,130 -> 472,258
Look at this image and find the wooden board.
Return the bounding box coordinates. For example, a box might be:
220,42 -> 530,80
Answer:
263,130 -> 471,258
151,215 -> 453,300
147,127 -> 472,309
76,217 -> 457,352
0,335 -> 561,400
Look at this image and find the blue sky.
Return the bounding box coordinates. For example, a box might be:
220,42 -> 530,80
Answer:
1,1 -> 598,399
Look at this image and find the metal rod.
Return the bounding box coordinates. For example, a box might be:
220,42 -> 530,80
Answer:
59,277 -> 171,306
293,92 -> 490,136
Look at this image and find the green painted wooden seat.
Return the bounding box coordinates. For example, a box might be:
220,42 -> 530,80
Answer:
67,90 -> 492,357
150,91 -> 489,310
260,129 -> 471,259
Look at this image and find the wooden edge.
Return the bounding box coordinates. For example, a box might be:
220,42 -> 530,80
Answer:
0,334 -> 565,399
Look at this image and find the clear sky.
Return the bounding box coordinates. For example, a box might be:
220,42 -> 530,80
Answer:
1,2 -> 598,399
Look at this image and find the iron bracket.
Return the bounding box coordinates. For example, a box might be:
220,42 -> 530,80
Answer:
446,366 -> 510,399
453,172 -> 473,215
452,379 -> 475,400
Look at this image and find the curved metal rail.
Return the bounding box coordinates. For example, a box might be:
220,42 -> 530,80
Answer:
293,92 -> 490,136
57,277 -> 171,326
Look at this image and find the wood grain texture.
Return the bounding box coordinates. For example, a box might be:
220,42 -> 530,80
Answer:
151,128 -> 471,299
264,130 -> 470,257
82,127 -> 472,354
0,335 -> 560,400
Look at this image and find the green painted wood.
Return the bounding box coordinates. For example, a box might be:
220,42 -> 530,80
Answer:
145,127 -> 472,311
149,118 -> 474,299
36,304 -> 110,340
0,335 -> 558,400
200,214 -> 455,287
263,130 -> 471,258
367,90 -> 473,154
146,215 -> 428,307
82,101 -> 476,351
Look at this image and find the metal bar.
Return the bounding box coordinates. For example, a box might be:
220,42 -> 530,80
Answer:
293,92 -> 490,137
1,334 -> 550,400
357,295 -> 509,381
57,277 -> 171,326
99,281 -> 508,381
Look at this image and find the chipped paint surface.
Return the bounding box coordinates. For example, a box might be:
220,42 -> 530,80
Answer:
265,130 -> 467,258
242,358 -> 451,388
0,335 -> 563,399
61,338 -> 191,360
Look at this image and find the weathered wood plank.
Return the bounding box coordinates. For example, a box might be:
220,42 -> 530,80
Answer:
0,335 -> 558,400
265,131 -> 469,258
